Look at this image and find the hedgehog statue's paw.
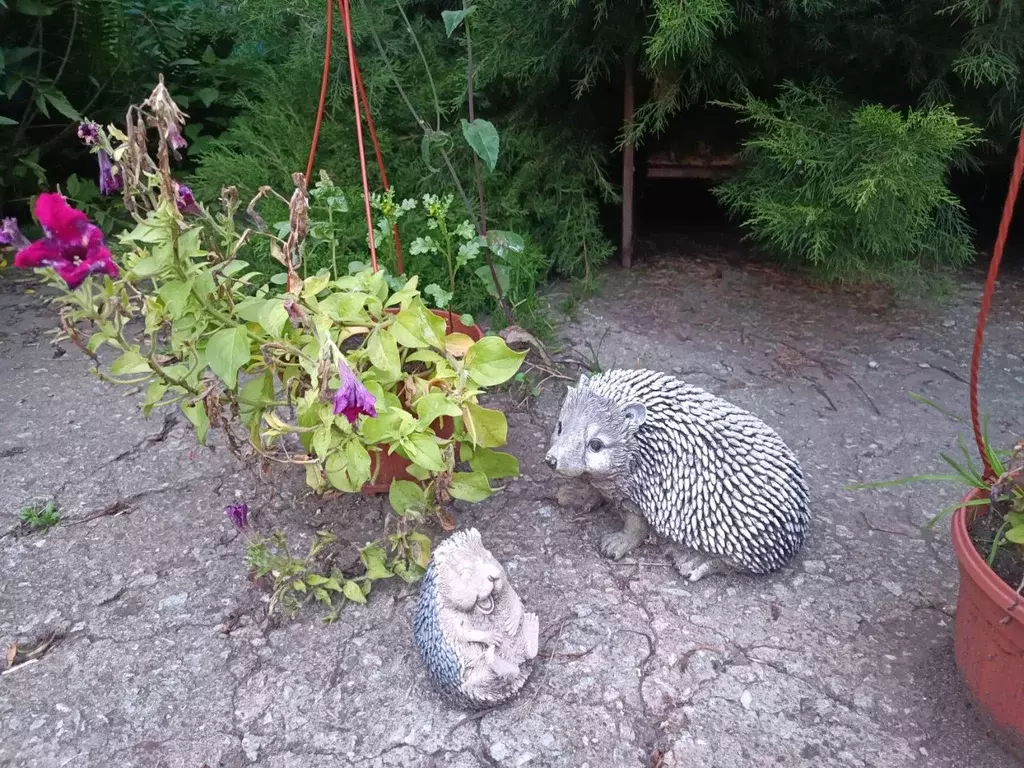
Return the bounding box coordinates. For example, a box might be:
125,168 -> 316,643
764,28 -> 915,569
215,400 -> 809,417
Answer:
600,530 -> 640,560
669,550 -> 728,583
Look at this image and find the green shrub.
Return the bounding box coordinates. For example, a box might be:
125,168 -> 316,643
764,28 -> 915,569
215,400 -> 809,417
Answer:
714,83 -> 981,289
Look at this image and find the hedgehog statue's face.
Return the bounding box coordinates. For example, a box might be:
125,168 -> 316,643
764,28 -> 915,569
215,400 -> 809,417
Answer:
545,374 -> 646,480
433,528 -> 508,614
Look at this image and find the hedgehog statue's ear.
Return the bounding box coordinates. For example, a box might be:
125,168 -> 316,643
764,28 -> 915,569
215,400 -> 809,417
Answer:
577,373 -> 590,388
622,402 -> 647,429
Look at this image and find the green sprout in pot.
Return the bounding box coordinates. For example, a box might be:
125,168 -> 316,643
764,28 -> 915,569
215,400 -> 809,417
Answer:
3,78 -> 529,618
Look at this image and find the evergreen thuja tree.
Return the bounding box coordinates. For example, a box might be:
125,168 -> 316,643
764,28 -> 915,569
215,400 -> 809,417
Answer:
714,82 -> 981,289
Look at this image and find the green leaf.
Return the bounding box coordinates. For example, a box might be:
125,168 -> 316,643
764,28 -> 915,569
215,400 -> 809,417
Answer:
368,328 -> 401,377
408,532 -> 432,569
405,432 -> 446,472
415,392 -> 462,427
0,116 -> 17,126
311,424 -> 334,458
142,382 -> 168,416
464,336 -> 526,386
361,543 -> 393,579
474,264 -> 509,300
1005,526 -> 1024,545
14,0 -> 55,16
238,371 -> 274,427
342,579 -> 367,604
305,574 -> 329,586
460,118 -> 500,171
292,580 -> 307,593
158,279 -> 193,319
234,298 -> 266,324
132,246 -> 171,277
181,399 -> 210,444
40,88 -> 80,121
258,299 -> 289,337
485,230 -> 526,257
389,480 -> 426,516
462,402 -> 508,448
206,326 -> 250,389
325,439 -> 372,492
110,348 -> 151,375
442,8 -> 468,36
469,448 -> 520,479
391,300 -> 446,350
449,471 -> 493,502
196,87 -> 219,106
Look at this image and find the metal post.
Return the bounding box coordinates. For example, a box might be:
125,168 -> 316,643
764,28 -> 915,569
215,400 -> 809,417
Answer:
621,54 -> 636,269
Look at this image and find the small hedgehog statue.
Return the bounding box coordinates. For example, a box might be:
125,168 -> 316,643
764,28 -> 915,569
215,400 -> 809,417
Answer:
412,528 -> 540,710
545,369 -> 810,581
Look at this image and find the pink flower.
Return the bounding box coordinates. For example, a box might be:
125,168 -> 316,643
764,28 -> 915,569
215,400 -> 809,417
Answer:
332,359 -> 377,424
77,121 -> 99,146
13,193 -> 119,289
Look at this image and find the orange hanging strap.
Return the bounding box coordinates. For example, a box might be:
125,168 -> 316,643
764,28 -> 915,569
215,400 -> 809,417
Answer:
338,0 -> 378,273
970,124 -> 1024,480
305,0 -> 334,184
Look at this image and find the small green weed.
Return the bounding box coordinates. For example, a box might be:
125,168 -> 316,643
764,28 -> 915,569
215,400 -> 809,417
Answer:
18,500 -> 60,533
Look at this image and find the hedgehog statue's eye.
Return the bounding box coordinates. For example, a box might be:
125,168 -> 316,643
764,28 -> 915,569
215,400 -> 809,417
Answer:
588,438 -> 603,452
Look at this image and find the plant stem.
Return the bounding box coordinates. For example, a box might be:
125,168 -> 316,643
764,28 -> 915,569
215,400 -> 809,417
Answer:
393,0 -> 442,132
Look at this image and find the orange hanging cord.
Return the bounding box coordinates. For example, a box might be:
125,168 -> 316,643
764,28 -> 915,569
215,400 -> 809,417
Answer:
304,0 -> 403,274
970,124 -> 1024,481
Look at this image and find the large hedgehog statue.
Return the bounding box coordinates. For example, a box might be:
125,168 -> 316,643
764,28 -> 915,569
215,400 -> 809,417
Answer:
545,369 -> 811,581
412,528 -> 539,710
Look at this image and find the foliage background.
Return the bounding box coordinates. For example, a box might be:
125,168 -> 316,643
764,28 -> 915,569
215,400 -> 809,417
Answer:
4,0 -> 1024,311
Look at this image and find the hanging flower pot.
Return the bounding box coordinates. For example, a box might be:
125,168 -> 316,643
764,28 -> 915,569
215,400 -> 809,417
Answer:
951,489 -> 1024,758
361,308 -> 484,496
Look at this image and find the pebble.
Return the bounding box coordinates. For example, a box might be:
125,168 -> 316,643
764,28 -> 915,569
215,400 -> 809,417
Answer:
490,742 -> 509,761
242,734 -> 261,761
868,360 -> 879,369
740,690 -> 753,709
918,362 -> 930,368
942,319 -> 956,328
158,592 -> 188,611
515,754 -> 536,767
882,581 -> 904,597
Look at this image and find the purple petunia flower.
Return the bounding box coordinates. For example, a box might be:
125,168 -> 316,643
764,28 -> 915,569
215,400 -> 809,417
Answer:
173,182 -> 201,216
77,121 -> 99,146
333,359 -> 377,424
224,503 -> 249,530
97,150 -> 122,196
12,193 -> 118,289
0,218 -> 30,251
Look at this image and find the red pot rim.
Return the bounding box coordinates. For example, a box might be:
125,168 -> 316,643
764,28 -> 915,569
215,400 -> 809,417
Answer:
951,487 -> 1024,620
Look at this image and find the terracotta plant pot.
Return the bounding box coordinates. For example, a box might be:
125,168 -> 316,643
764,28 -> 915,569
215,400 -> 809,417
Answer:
952,488 -> 1024,758
360,308 -> 484,496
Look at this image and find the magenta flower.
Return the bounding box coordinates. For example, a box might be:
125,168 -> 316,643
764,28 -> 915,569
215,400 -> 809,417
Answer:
12,193 -> 119,289
0,218 -> 30,251
333,359 -> 377,424
77,121 -> 99,146
224,503 -> 249,530
98,150 -> 122,196
174,182 -> 201,216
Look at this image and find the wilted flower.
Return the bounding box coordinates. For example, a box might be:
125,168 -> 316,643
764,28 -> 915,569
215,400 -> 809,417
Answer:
97,150 -> 122,196
0,218 -> 30,250
333,358 -> 377,424
77,121 -> 99,146
173,182 -> 201,216
167,122 -> 188,158
13,193 -> 119,288
224,502 -> 249,530
283,299 -> 307,328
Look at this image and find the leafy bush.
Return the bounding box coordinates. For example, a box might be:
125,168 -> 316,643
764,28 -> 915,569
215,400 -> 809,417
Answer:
5,81 -> 528,617
713,83 -> 981,289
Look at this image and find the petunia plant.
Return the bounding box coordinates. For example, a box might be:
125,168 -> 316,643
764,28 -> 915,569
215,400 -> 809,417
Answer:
4,78 -> 528,613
